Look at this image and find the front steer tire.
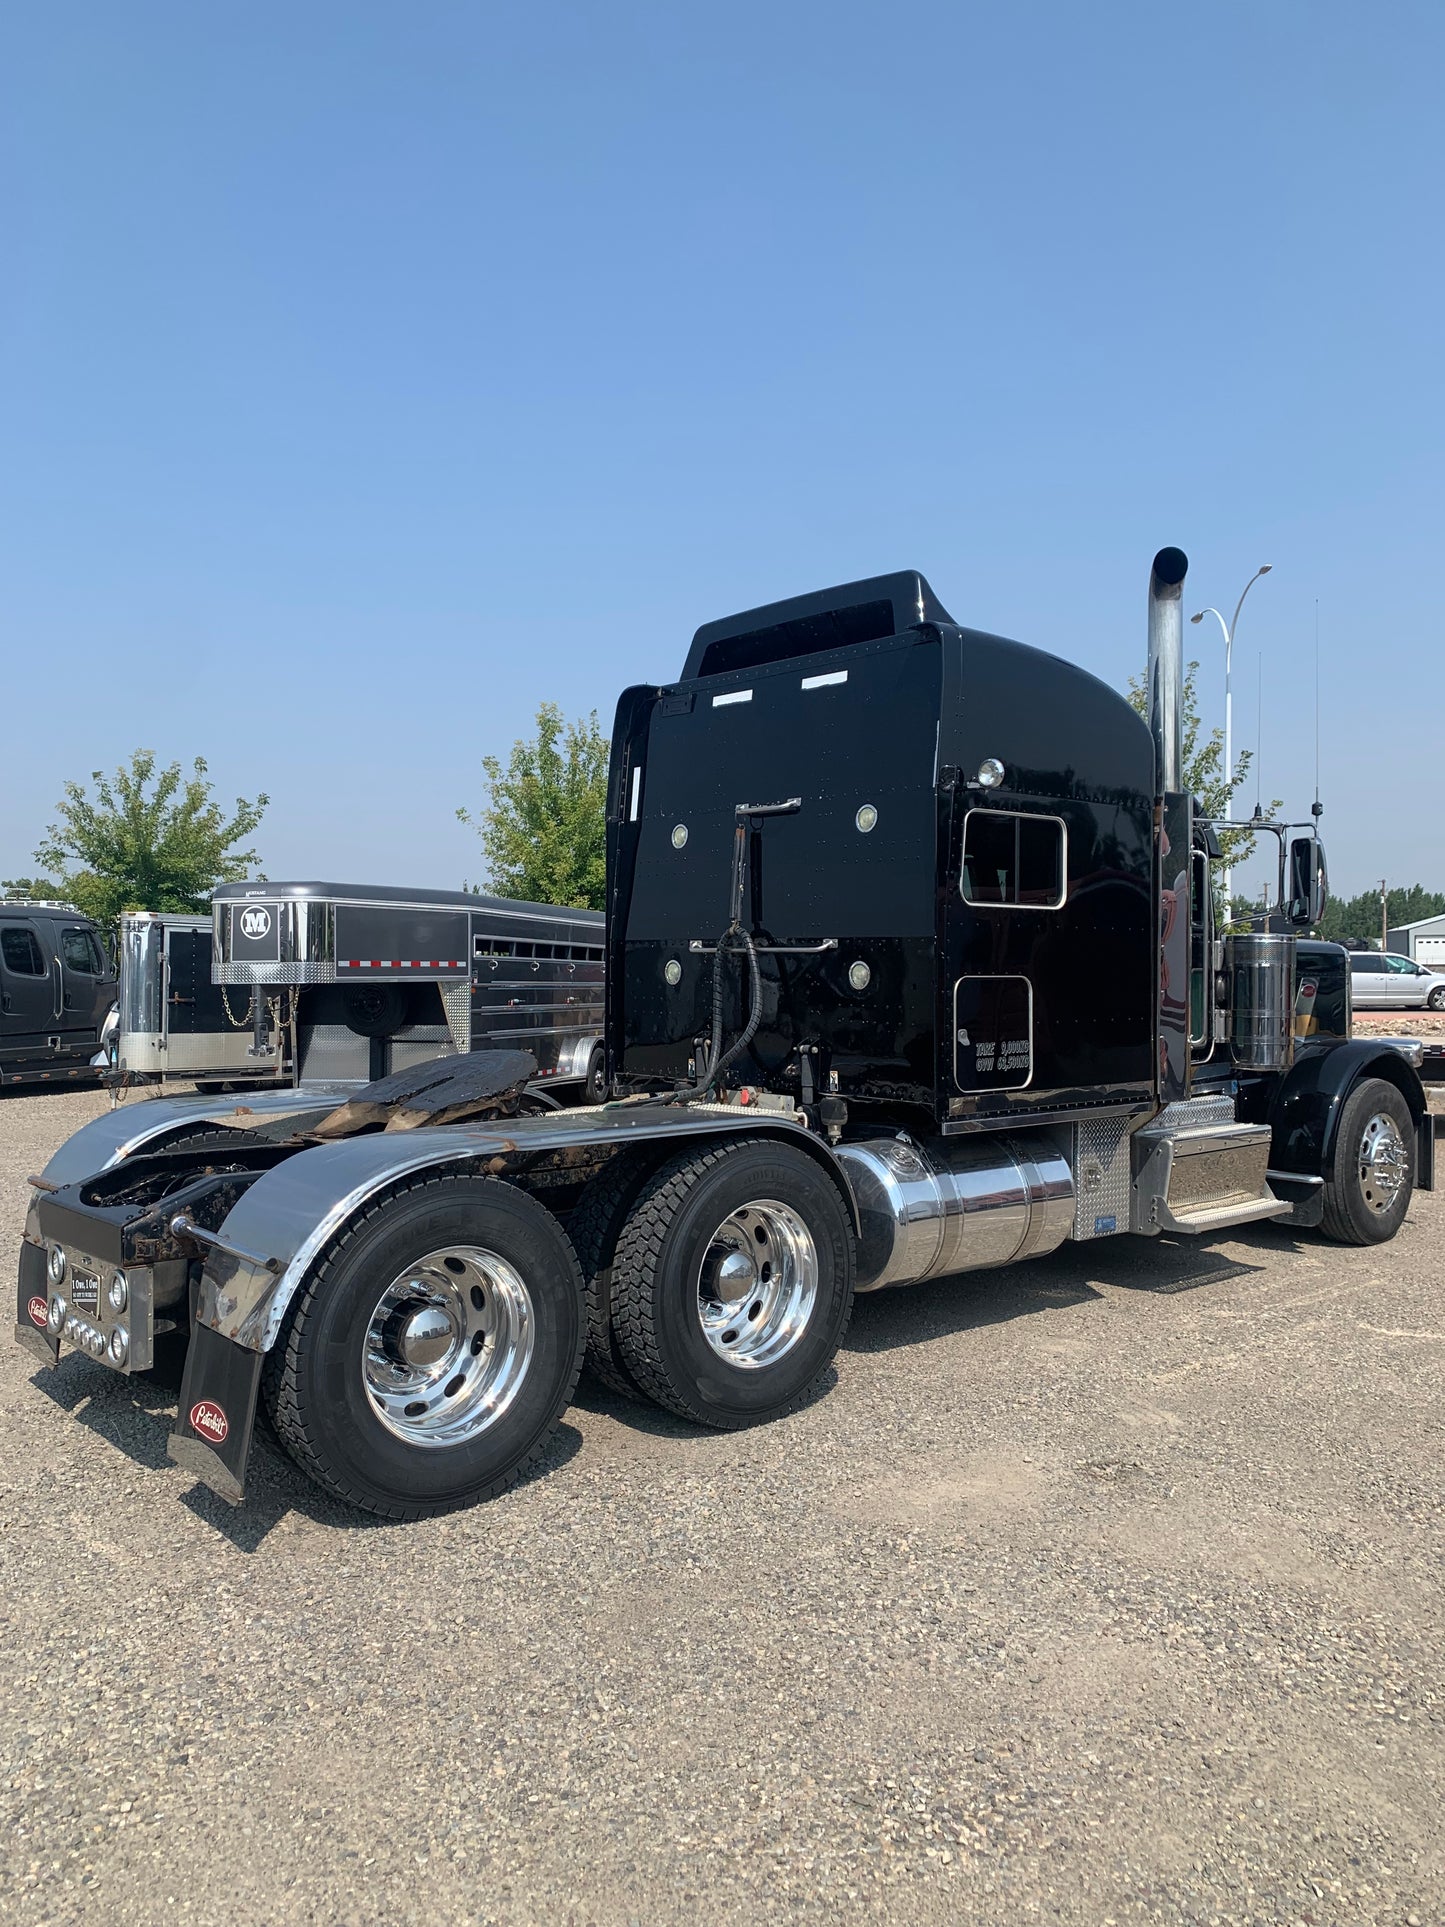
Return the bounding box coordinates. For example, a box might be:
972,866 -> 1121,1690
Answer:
1319,1078 -> 1415,1246
610,1139 -> 854,1429
261,1174 -> 584,1519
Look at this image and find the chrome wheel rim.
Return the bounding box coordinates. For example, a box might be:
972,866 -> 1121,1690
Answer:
1358,1113 -> 1408,1215
696,1198 -> 817,1370
362,1245 -> 534,1447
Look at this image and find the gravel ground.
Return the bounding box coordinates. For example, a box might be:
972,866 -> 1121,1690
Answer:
1,1087 -> 1441,1926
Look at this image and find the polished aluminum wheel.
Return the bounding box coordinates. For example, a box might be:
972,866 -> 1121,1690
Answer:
696,1198 -> 818,1370
1357,1112 -> 1408,1215
362,1245 -> 535,1447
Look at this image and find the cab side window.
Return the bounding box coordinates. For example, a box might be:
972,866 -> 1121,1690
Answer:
1385,955 -> 1417,975
62,928 -> 105,975
1,927 -> 46,975
961,810 -> 1066,909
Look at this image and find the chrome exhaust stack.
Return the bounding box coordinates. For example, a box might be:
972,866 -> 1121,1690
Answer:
1146,547 -> 1188,795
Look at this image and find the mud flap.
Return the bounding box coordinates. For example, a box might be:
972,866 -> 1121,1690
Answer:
15,1239 -> 59,1366
167,1324 -> 263,1506
1417,1113 -> 1436,1193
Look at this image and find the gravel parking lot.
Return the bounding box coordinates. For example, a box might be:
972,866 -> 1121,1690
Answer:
2,1088 -> 1441,1926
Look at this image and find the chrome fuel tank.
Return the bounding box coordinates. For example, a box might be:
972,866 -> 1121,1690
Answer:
834,1134 -> 1075,1292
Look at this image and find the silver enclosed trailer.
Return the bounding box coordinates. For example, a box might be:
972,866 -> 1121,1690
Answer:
111,913 -> 275,1085
107,884 -> 605,1097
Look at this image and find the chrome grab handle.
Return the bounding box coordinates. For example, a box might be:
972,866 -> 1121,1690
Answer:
169,1212 -> 282,1275
688,939 -> 838,956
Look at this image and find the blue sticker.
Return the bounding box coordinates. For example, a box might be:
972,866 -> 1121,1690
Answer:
1094,1215 -> 1117,1235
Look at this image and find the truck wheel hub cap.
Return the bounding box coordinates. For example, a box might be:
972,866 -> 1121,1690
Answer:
363,1245 -> 535,1447
697,1199 -> 818,1370
1358,1114 -> 1407,1213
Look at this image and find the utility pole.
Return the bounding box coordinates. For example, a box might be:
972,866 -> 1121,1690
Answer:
1381,879 -> 1389,953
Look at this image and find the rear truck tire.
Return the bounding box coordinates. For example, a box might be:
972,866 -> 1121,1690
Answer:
1319,1078 -> 1415,1246
566,1149 -> 658,1400
1429,987 -> 1445,1011
610,1140 -> 854,1429
260,1174 -> 584,1519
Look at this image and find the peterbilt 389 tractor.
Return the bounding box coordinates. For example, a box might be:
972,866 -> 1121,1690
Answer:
14,549 -> 1433,1519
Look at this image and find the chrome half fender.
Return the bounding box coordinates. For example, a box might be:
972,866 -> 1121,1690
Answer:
39,1085 -> 357,1189
196,1107 -> 841,1353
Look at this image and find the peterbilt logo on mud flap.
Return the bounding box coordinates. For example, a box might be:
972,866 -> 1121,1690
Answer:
239,908 -> 272,940
189,1400 -> 229,1445
26,1296 -> 49,1330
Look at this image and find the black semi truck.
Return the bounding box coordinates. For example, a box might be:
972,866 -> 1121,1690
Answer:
15,550 -> 1432,1518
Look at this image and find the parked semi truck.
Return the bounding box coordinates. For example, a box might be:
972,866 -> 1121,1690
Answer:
15,550 -> 1432,1519
106,887 -> 605,1097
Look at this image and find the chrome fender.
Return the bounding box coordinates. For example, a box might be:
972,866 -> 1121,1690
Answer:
195,1108 -> 857,1354
39,1085 -> 356,1189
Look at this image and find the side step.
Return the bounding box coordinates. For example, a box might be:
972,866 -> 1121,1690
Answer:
1132,1120 -> 1290,1237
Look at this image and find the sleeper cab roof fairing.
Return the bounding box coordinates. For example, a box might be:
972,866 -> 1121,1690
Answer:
680,571 -> 955,682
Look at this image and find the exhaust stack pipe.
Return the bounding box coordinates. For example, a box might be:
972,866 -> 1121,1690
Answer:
1147,546 -> 1189,794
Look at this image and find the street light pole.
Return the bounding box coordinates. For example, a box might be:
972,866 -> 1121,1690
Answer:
1191,564 -> 1272,907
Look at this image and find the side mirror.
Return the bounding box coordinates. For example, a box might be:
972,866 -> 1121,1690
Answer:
1287,836 -> 1327,928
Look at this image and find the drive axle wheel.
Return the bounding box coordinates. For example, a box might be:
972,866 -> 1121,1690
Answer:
1428,986 -> 1445,1011
262,1175 -> 584,1519
1320,1078 -> 1415,1246
566,1149 -> 655,1400
610,1140 -> 854,1428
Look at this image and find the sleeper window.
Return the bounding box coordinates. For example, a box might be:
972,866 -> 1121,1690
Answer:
961,810 -> 1065,909
1,927 -> 46,976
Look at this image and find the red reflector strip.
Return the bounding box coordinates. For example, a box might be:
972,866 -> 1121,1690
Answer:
336,960 -> 465,970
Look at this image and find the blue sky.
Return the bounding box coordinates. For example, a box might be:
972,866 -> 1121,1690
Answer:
2,2 -> 1440,902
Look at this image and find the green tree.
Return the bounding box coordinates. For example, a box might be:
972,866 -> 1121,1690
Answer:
1127,659 -> 1281,871
1315,884 -> 1445,948
0,876 -> 70,904
459,704 -> 609,910
20,751 -> 268,927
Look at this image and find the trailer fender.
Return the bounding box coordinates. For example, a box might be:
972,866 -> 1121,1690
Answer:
1264,1043 -> 1434,1193
190,1108 -> 861,1358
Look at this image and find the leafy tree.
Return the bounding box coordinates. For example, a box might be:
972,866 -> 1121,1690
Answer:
1127,660 -> 1281,871
0,875 -> 70,904
459,704 -> 609,910
1315,883 -> 1445,948
21,751 -> 268,927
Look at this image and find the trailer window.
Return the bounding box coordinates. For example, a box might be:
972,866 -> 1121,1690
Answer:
1,926 -> 45,975
961,811 -> 1065,909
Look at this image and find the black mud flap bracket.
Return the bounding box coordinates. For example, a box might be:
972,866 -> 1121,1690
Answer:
167,1323 -> 264,1506
1417,1112 -> 1436,1193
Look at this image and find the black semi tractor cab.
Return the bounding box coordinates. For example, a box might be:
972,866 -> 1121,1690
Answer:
15,550 -> 1432,1518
